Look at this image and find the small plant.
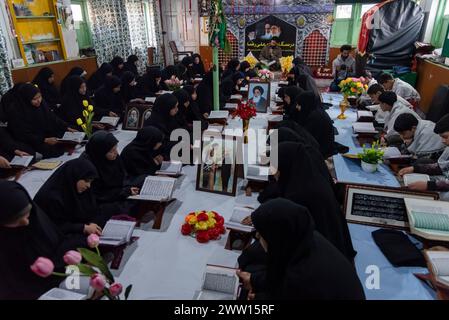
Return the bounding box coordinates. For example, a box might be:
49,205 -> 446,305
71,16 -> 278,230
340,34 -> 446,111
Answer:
76,100 -> 94,138
358,141 -> 384,165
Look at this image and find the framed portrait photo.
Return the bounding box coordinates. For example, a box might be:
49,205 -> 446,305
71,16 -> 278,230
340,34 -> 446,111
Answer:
248,81 -> 270,113
122,102 -> 152,131
344,184 -> 439,230
196,136 -> 238,196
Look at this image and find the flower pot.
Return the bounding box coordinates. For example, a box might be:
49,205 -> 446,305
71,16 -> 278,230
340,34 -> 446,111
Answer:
361,160 -> 378,173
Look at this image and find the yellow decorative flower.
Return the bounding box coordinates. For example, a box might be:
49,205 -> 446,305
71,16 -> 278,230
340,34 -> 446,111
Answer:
81,124 -> 87,131
76,118 -> 83,126
207,218 -> 216,228
207,211 -> 215,219
88,105 -> 94,112
82,100 -> 89,107
196,221 -> 208,231
83,110 -> 88,118
187,215 -> 197,225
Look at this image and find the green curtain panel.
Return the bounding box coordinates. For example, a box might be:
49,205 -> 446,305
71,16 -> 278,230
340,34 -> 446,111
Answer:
0,33 -> 12,96
87,0 -> 150,73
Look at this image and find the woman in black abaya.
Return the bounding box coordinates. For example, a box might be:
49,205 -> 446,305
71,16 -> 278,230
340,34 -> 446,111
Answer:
94,75 -> 123,118
7,84 -> 69,158
183,85 -> 208,130
87,63 -> 113,93
293,91 -> 335,158
281,86 -> 303,117
191,54 -> 206,77
82,131 -> 141,214
274,142 -> 355,260
239,198 -> 365,300
58,76 -> 100,130
144,93 -> 181,158
0,181 -> 87,300
136,68 -> 168,97
60,67 -> 87,96
34,158 -> 109,236
121,126 -> 165,178
196,72 -> 214,117
32,67 -> 61,111
124,54 -> 139,76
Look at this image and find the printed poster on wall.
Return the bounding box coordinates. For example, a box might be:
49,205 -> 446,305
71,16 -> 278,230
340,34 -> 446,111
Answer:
244,15 -> 296,59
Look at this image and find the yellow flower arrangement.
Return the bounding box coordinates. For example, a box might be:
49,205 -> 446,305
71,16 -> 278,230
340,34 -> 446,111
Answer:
279,55 -> 294,73
243,52 -> 259,69
76,100 -> 95,138
339,77 -> 367,97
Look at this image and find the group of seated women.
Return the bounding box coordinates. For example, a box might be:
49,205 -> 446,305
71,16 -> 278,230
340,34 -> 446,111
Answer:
0,53 -> 365,300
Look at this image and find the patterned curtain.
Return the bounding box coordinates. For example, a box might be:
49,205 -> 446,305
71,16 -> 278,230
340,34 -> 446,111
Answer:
149,0 -> 164,65
0,33 -> 12,96
87,0 -> 150,74
125,0 -> 149,73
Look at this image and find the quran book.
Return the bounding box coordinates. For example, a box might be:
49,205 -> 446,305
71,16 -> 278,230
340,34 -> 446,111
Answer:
246,165 -> 269,182
197,265 -> 239,300
38,288 -> 87,300
224,103 -> 238,110
208,111 -> 229,120
275,96 -> 283,103
224,206 -> 255,233
145,97 -> 156,104
403,174 -> 430,187
128,176 -> 176,202
352,122 -> 378,134
10,155 -> 33,168
99,220 -> 136,246
155,161 -> 183,176
366,104 -> 380,112
357,110 -> 374,122
267,114 -> 283,122
240,86 -> 249,92
405,198 -> 449,241
424,251 -> 449,287
95,116 -> 119,127
194,78 -> 203,82
159,90 -> 174,95
58,132 -> 86,144
230,94 -> 243,101
278,80 -> 289,86
31,160 -> 62,170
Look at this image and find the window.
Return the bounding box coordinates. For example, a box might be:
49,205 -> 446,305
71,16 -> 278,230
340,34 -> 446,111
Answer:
445,0 -> 449,16
71,4 -> 83,22
335,5 -> 353,19
361,4 -> 376,18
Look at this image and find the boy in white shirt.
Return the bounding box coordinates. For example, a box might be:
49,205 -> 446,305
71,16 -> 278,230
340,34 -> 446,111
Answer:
378,73 -> 421,108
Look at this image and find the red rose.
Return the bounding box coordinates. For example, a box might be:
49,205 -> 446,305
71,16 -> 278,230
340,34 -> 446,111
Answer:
219,225 -> 226,234
181,223 -> 192,235
197,212 -> 209,222
215,215 -> 225,226
196,230 -> 210,243
208,228 -> 220,240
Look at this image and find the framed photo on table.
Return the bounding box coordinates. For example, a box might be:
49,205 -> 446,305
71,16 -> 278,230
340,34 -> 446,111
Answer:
248,81 -> 270,113
344,184 -> 439,230
196,137 -> 238,196
122,102 -> 153,131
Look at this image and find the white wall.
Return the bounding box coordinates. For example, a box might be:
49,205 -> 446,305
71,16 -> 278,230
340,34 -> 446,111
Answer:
58,0 -> 79,58
160,0 -> 200,65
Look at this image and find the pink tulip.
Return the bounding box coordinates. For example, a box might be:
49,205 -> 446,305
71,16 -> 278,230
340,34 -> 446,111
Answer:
30,257 -> 54,278
87,234 -> 100,248
63,250 -> 82,265
90,273 -> 106,291
109,283 -> 123,297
